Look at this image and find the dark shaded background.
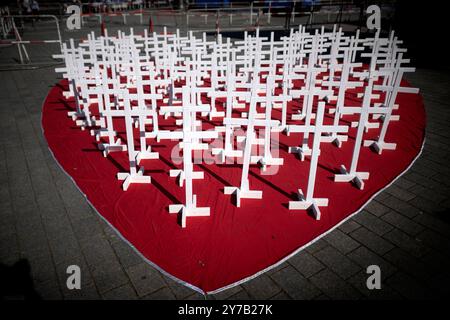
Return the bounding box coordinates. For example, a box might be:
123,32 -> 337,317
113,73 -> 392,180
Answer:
393,0 -> 448,69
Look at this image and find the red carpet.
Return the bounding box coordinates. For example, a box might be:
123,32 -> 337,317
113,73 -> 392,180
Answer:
41,79 -> 425,293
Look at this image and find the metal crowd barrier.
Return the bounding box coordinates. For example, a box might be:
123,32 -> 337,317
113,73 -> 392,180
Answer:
0,14 -> 62,65
0,6 -> 14,39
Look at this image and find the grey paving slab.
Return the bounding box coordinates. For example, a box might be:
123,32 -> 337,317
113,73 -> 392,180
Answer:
338,219 -> 361,234
163,277 -> 197,300
270,265 -> 322,299
364,200 -> 392,217
353,210 -> 394,236
270,291 -> 292,300
305,238 -> 329,254
392,178 -> 416,190
313,246 -> 361,280
384,185 -> 417,202
111,239 -> 145,270
102,284 -> 138,300
346,246 -> 397,280
382,229 -> 430,258
47,231 -> 82,265
126,262 -> 167,298
241,274 -> 281,299
141,287 -> 177,300
323,229 -> 360,254
381,211 -> 425,237
408,184 -> 449,205
88,263 -> 129,294
308,269 -> 362,300
380,195 -> 423,219
28,255 -> 59,286
288,251 -> 325,278
349,227 -> 395,256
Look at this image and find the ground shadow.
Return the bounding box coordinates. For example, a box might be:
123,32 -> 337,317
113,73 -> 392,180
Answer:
0,259 -> 41,300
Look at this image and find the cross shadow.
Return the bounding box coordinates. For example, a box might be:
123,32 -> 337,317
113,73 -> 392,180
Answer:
106,153 -> 127,173
158,153 -> 178,170
151,178 -> 181,205
197,163 -> 232,187
58,98 -> 74,112
55,82 -> 67,92
81,142 -> 101,153
249,170 -> 292,199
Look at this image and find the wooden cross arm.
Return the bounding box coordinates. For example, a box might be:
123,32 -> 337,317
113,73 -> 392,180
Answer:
235,38 -> 268,45
141,79 -> 171,86
322,80 -> 364,88
353,70 -> 391,78
292,66 -> 327,73
188,131 -> 218,140
290,89 -> 334,98
127,92 -> 163,100
271,96 -> 293,102
349,62 -> 364,69
207,91 -> 227,98
373,85 -> 419,94
377,58 -> 411,65
55,66 -> 90,74
191,87 -> 215,93
158,130 -> 218,141
289,124 -> 349,134
360,52 -> 394,58
158,130 -> 183,140
378,66 -> 415,73
340,106 -> 388,115
223,118 -> 280,127
160,104 -> 211,114
399,86 -> 420,94
54,67 -> 68,73
228,91 -> 252,99
318,52 -> 346,60
101,108 -> 155,117
253,95 -> 292,103
239,65 -> 271,72
235,83 -> 266,89
286,74 -> 306,80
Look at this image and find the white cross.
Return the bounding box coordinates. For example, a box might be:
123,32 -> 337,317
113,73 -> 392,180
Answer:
289,102 -> 349,220
105,90 -> 154,191
364,53 -> 419,154
320,48 -> 364,147
334,79 -> 388,189
95,74 -> 127,157
158,86 -> 218,228
224,55 -> 272,207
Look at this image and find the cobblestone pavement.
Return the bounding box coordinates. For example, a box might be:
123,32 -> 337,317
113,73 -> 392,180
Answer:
1,19 -> 450,300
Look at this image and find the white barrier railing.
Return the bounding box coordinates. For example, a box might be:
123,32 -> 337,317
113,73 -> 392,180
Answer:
0,14 -> 61,64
